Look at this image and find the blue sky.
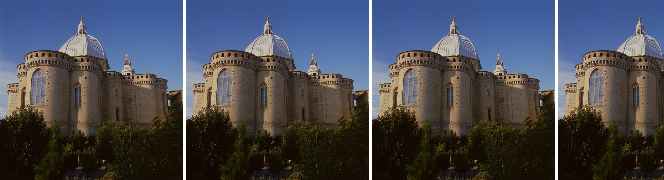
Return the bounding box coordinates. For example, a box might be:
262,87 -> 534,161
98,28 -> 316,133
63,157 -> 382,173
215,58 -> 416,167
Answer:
0,0 -> 182,117
186,0 -> 369,117
558,0 -> 664,116
373,0 -> 554,118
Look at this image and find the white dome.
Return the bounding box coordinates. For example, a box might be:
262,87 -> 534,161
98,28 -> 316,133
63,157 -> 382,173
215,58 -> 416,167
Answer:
617,18 -> 663,58
59,18 -> 106,59
431,18 -> 479,59
245,18 -> 293,59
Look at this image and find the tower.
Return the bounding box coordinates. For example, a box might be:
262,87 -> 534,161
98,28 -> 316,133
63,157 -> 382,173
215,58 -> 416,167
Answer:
307,53 -> 321,76
122,54 -> 135,76
494,53 -> 506,75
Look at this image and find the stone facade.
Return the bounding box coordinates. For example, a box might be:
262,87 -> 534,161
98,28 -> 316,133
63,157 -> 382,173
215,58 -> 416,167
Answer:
564,18 -> 664,136
192,18 -> 354,136
378,18 -> 540,136
5,18 -> 169,136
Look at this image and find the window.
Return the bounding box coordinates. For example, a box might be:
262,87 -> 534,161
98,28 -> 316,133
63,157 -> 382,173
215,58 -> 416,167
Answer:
259,85 -> 268,107
447,86 -> 454,108
217,71 -> 231,105
31,70 -> 45,105
73,85 -> 81,108
403,70 -> 416,105
633,85 -> 639,107
589,70 -> 604,106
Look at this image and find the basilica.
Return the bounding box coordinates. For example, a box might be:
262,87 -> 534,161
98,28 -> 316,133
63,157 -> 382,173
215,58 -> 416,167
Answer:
378,18 -> 541,136
191,18 -> 354,136
564,18 -> 664,136
5,18 -> 169,136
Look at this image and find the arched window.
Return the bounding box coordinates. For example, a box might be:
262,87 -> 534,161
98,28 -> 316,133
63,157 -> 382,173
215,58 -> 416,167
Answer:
73,85 -> 81,108
447,85 -> 454,108
403,70 -> 416,105
633,84 -> 639,107
217,71 -> 231,105
31,70 -> 45,105
588,70 -> 604,106
259,85 -> 268,107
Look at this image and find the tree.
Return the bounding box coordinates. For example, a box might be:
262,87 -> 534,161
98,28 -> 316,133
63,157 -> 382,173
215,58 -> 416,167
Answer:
34,129 -> 66,180
592,125 -> 625,180
187,108 -> 237,180
406,124 -> 439,180
372,107 -> 421,180
559,106 -> 609,180
0,108 -> 50,179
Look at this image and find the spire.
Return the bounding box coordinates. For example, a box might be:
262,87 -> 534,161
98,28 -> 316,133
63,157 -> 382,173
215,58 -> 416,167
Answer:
122,53 -> 135,76
123,53 -> 131,65
496,53 -> 504,66
309,53 -> 318,66
263,16 -> 273,34
449,16 -> 459,35
636,17 -> 645,35
77,16 -> 87,35
307,52 -> 321,76
494,52 -> 506,75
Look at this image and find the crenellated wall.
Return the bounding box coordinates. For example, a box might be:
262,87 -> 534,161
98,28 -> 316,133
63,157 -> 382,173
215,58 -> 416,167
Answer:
192,49 -> 355,136
6,50 -> 169,136
378,49 -> 540,136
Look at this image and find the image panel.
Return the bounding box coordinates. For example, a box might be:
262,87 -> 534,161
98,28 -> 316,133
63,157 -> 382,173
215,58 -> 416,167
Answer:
0,0 -> 183,179
186,0 -> 369,179
372,0 -> 554,179
559,0 -> 664,179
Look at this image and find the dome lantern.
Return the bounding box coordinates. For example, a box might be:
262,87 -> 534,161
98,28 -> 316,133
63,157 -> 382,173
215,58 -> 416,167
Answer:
617,17 -> 663,59
431,17 -> 479,59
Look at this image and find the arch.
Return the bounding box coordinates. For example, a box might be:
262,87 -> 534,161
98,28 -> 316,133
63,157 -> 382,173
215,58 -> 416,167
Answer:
403,69 -> 416,105
447,83 -> 454,108
73,84 -> 81,108
632,83 -> 639,107
30,69 -> 45,105
259,83 -> 268,107
588,70 -> 604,106
217,70 -> 231,106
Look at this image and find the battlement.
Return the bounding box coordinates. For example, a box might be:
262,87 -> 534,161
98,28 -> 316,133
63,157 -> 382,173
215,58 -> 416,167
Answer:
258,56 -> 295,70
477,71 -> 496,79
24,50 -> 75,69
123,73 -> 168,89
564,83 -> 577,93
379,82 -> 391,93
628,56 -> 662,72
104,71 -> 123,77
578,50 -> 630,70
193,82 -> 206,93
312,74 -> 353,89
291,71 -> 310,79
209,50 -> 258,69
7,83 -> 19,93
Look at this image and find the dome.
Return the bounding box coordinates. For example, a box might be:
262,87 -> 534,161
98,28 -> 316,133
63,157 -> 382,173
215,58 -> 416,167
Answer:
59,18 -> 106,59
617,18 -> 663,58
245,18 -> 293,59
431,17 -> 479,59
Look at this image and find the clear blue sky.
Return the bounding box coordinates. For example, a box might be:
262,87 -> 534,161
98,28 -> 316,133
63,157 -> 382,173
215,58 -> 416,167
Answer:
186,0 -> 369,117
0,0 -> 183,117
558,0 -> 664,116
373,0 -> 554,118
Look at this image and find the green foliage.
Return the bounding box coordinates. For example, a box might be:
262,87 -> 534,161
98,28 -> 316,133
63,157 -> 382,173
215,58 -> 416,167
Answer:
372,107 -> 421,180
559,106 -> 609,180
187,108 -> 237,179
0,108 -> 50,179
406,125 -> 439,180
592,125 -> 625,180
34,130 -> 65,180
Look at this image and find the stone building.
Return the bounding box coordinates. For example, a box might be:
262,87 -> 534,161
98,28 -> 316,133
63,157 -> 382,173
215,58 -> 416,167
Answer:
378,18 -> 540,136
191,18 -> 354,136
564,18 -> 664,136
5,18 -> 169,136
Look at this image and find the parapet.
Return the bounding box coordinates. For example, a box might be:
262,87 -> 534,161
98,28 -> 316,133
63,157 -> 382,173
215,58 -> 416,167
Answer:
193,82 -> 206,93
564,83 -> 577,93
24,50 -> 75,69
7,83 -> 19,94
379,82 -> 391,93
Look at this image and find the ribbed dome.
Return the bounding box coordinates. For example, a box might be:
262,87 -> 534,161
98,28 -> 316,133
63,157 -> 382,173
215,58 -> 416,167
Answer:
617,18 -> 663,58
245,18 -> 293,59
431,17 -> 479,59
59,18 -> 106,59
